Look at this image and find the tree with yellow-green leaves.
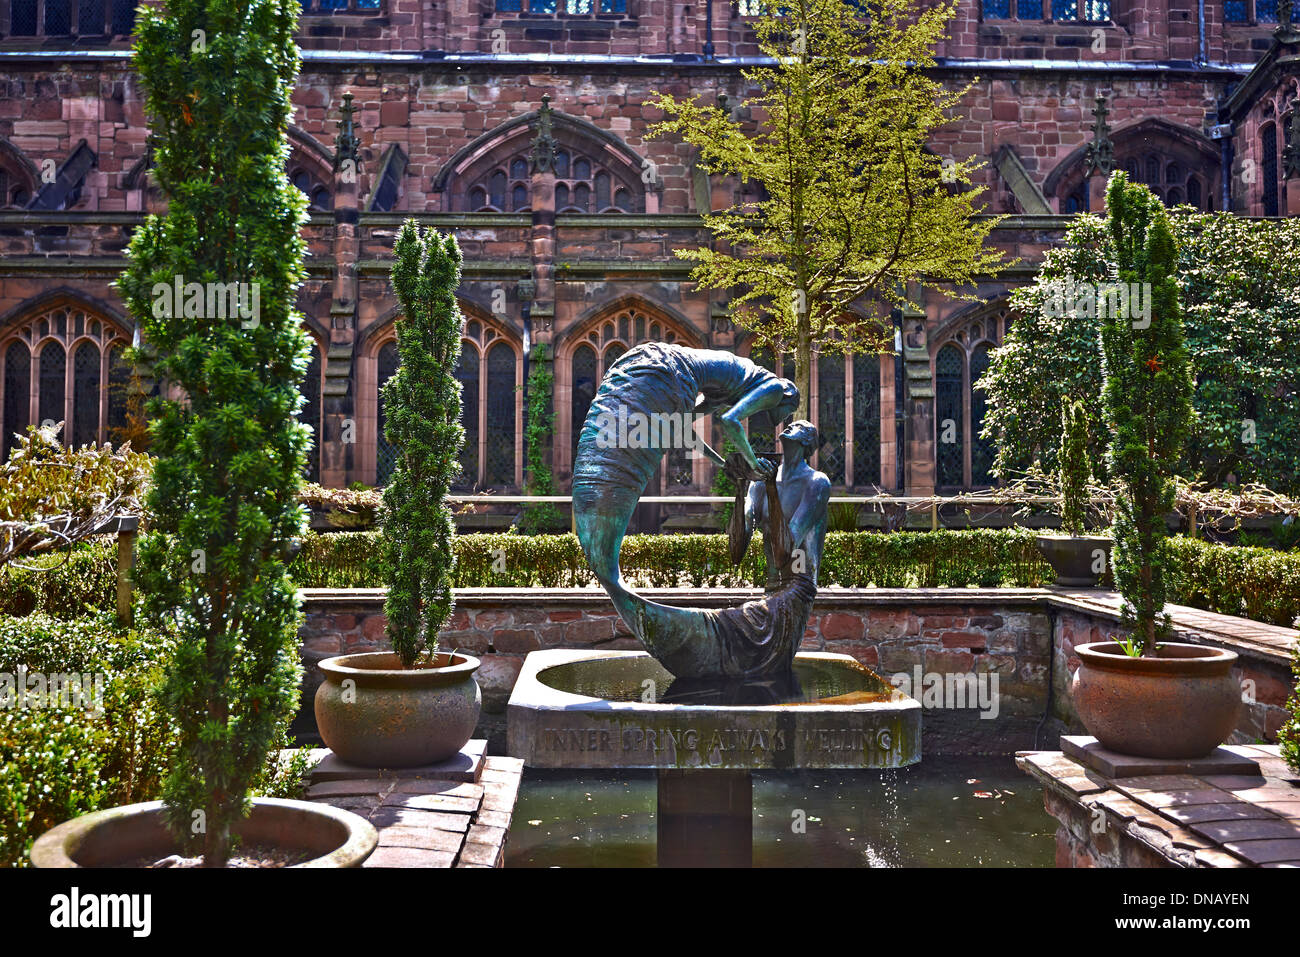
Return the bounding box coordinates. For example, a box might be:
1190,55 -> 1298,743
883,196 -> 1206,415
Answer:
645,0 -> 1005,419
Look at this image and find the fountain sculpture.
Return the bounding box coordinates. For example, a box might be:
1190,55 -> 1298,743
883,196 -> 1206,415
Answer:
508,344 -> 919,865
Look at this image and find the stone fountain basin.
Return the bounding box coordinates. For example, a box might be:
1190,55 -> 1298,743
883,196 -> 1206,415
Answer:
507,649 -> 920,771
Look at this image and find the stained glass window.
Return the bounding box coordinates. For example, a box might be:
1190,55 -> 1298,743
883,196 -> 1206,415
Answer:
852,354 -> 881,488
935,345 -> 964,489
2,341 -> 30,461
375,341 -> 400,486
455,348 -> 479,491
485,343 -> 516,487
72,341 -> 100,448
39,343 -> 65,431
817,354 -> 846,485
970,345 -> 995,487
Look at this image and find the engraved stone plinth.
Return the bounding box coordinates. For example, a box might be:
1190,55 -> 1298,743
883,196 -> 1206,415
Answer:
507,649 -> 921,771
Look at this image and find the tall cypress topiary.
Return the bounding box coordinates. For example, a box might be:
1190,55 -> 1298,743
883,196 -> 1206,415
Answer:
115,0 -> 311,865
1098,173 -> 1195,654
1059,398 -> 1091,537
381,222 -> 466,667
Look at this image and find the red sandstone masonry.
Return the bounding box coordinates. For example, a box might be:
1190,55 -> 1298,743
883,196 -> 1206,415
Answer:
298,588 -> 1294,752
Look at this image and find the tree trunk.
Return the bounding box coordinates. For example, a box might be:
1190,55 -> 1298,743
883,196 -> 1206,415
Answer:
794,322 -> 812,423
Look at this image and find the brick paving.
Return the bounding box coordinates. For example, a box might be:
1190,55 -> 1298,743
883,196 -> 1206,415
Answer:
1019,743 -> 1300,867
299,743 -> 524,868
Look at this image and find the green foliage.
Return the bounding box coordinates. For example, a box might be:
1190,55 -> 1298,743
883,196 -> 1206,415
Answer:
645,0 -> 1004,418
1,423 -> 150,568
290,528 -> 1055,590
0,613 -> 176,867
0,540 -> 116,619
1282,624 -> 1300,774
1100,173 -> 1195,653
0,613 -> 312,866
980,211 -> 1300,492
709,439 -> 741,525
517,345 -> 564,534
1165,536 -> 1300,627
380,222 -> 466,667
1059,399 -> 1091,536
114,0 -> 310,866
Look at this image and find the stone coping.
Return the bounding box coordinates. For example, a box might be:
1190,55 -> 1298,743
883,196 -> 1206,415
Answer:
1018,743 -> 1300,867
300,743 -> 524,869
299,586 -> 1297,667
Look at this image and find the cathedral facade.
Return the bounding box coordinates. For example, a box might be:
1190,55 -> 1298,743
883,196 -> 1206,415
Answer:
1,0 -> 1298,501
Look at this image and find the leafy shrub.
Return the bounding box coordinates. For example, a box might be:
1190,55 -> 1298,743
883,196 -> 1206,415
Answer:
0,613 -> 316,866
289,528 -> 1055,590
0,540 -> 116,618
1282,621 -> 1299,775
0,423 -> 150,568
0,613 -> 175,867
1165,537 -> 1300,627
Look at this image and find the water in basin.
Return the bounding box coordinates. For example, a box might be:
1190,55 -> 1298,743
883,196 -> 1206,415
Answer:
536,654 -> 903,707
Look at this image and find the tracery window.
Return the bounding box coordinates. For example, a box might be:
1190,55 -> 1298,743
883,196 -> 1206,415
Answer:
465,148 -> 640,214
749,346 -> 889,489
374,316 -> 519,489
494,0 -> 627,13
9,0 -> 137,35
1122,154 -> 1210,209
931,311 -> 1006,490
0,304 -> 130,459
289,161 -> 332,212
298,342 -> 323,483
568,310 -> 689,487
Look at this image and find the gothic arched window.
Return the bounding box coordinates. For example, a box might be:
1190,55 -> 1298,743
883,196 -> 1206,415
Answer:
289,159 -> 332,212
298,342 -> 323,483
0,305 -> 129,453
1262,124 -> 1280,217
970,343 -> 995,487
852,352 -> 881,488
455,347 -> 479,491
2,340 -> 30,461
485,341 -> 517,488
567,309 -> 690,486
375,340 -> 400,486
375,315 -> 519,489
817,353 -> 846,485
935,344 -> 965,489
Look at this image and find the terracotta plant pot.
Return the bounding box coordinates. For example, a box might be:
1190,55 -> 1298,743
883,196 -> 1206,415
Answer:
1071,641 -> 1241,759
30,797 -> 377,868
315,651 -> 481,768
1035,535 -> 1112,587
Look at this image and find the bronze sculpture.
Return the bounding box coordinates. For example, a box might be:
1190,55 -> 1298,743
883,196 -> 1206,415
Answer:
572,343 -> 830,680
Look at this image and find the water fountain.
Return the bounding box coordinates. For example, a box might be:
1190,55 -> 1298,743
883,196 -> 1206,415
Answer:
507,344 -> 920,866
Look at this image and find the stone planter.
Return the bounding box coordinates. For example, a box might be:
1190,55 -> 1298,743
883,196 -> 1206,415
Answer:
1071,641 -> 1241,759
30,798 -> 377,868
1036,535 -> 1111,587
315,651 -> 481,767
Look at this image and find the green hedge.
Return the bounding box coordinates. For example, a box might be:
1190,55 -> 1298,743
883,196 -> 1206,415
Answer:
288,527 -> 1056,590
0,613 -> 311,867
0,541 -> 117,619
0,613 -> 173,867
9,531 -> 1300,628
1166,537 -> 1300,628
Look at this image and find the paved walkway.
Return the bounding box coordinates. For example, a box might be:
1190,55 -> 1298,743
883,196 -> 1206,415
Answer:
301,744 -> 524,868
1019,744 -> 1300,867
